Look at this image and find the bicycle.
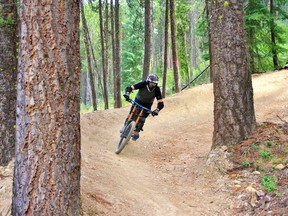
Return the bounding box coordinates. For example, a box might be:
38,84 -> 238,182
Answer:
115,98 -> 153,154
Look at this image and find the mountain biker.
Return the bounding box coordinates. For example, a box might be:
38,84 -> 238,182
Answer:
123,74 -> 164,140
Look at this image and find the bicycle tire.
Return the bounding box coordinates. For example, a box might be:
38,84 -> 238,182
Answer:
115,121 -> 136,154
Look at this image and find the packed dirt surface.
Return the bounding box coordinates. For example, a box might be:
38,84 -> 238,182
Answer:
1,70 -> 287,215
80,70 -> 288,215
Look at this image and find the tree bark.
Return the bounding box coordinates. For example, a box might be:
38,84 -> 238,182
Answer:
270,0 -> 278,69
151,2 -> 156,74
87,28 -> 103,96
110,0 -> 117,107
142,0 -> 151,80
0,0 -> 17,166
162,0 -> 169,98
246,0 -> 256,73
81,72 -> 88,105
170,0 -> 181,93
99,0 -> 109,109
115,0 -> 122,107
208,0 -> 256,148
80,0 -> 97,111
104,0 -> 110,101
12,1 -> 81,214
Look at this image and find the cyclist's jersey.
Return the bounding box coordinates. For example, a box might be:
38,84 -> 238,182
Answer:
132,81 -> 163,109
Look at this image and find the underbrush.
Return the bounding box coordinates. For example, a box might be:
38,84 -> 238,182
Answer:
227,122 -> 288,215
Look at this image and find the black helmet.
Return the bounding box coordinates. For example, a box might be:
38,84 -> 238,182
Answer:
146,74 -> 158,84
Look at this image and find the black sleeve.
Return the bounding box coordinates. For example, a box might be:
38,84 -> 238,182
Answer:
155,87 -> 164,110
157,102 -> 164,110
133,81 -> 147,90
155,86 -> 163,100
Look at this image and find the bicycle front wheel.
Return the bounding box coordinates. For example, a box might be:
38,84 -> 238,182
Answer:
115,121 -> 136,154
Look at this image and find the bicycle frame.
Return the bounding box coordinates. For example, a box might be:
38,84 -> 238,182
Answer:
115,99 -> 152,154
126,98 -> 152,126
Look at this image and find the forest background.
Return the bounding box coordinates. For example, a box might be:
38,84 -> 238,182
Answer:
80,0 -> 288,111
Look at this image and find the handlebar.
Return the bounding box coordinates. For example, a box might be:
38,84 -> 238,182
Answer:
127,98 -> 153,114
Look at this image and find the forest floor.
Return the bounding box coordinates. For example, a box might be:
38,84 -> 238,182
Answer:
1,69 -> 288,216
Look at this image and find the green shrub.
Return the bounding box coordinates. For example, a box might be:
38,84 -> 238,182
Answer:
259,149 -> 272,160
261,175 -> 278,192
241,161 -> 250,168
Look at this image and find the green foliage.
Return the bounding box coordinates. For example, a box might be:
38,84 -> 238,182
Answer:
80,103 -> 93,113
79,0 -> 288,111
259,149 -> 272,160
79,3 -> 100,72
271,157 -> 284,165
165,69 -> 177,95
251,143 -> 259,149
195,15 -> 209,61
261,175 -> 278,192
121,1 -> 144,88
266,140 -> 275,147
244,0 -> 288,72
241,161 -> 250,168
0,16 -> 15,27
175,0 -> 191,83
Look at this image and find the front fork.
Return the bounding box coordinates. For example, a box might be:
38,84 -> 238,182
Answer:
122,105 -> 144,137
128,105 -> 144,125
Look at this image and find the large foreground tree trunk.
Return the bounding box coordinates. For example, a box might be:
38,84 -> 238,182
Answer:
0,0 -> 17,166
12,1 -> 81,215
208,0 -> 256,148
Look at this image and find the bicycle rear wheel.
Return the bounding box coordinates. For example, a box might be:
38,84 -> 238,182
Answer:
115,121 -> 136,154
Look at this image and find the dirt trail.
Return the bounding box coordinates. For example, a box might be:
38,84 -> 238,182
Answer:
80,70 -> 288,215
0,70 -> 287,215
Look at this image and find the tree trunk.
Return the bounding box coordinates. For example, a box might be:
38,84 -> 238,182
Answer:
115,0 -> 122,107
99,0 -> 109,109
270,0 -> 278,69
80,0 -> 97,111
0,0 -> 17,166
170,0 -> 181,93
246,0 -> 257,73
104,0 -> 110,108
110,0 -> 117,107
208,0 -> 256,149
158,1 -> 166,77
87,28 -> 104,96
151,2 -> 156,74
162,0 -> 169,98
12,1 -> 81,215
81,72 -> 88,105
142,0 -> 151,80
